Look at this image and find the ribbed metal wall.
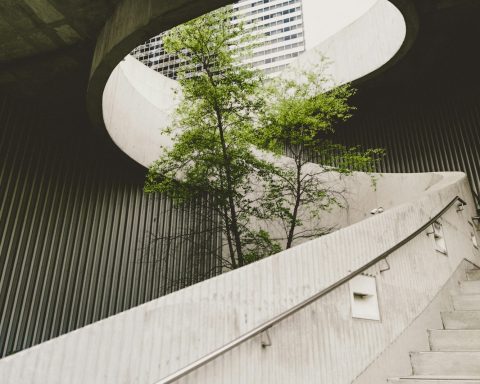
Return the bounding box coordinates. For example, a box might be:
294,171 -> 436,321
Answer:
0,97 -> 221,358
2,88 -> 480,360
336,93 -> 480,194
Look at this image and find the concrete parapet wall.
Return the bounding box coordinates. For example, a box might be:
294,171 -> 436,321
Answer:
290,0 -> 407,86
0,171 -> 478,383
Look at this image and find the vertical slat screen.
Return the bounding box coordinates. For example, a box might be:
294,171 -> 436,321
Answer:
2,89 -> 480,359
0,96 -> 221,358
336,93 -> 480,194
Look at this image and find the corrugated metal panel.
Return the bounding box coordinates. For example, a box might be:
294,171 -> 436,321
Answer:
335,94 -> 480,194
0,97 -> 221,358
2,88 -> 480,361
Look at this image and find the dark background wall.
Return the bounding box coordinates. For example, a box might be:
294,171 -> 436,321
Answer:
334,0 -> 480,197
336,90 -> 480,196
0,96 -> 221,358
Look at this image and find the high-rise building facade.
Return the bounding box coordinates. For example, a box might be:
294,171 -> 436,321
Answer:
131,0 -> 306,78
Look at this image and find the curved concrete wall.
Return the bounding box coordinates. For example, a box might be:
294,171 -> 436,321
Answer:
102,56 -> 456,237
291,0 -> 406,86
103,55 -> 179,167
302,0 -> 378,51
0,171 -> 477,383
101,0 -> 407,168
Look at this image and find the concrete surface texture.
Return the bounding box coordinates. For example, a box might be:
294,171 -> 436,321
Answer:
102,55 -> 179,168
0,170 -> 478,383
302,0 -> 378,50
294,0 -> 406,86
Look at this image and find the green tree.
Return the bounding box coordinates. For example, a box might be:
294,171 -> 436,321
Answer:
144,7 -> 280,271
145,8 -> 384,275
259,64 -> 384,249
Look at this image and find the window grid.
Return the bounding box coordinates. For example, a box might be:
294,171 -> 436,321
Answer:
130,0 -> 306,79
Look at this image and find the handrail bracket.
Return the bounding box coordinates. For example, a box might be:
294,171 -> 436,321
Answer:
261,329 -> 272,348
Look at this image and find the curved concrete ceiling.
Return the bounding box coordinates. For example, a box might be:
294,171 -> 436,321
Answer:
0,0 -> 122,98
100,0 -> 411,168
0,0 -> 120,63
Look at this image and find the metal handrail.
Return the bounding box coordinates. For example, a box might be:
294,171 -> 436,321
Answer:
472,190 -> 480,216
156,195 -> 467,384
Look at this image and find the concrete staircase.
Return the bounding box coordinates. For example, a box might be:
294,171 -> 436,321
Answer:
388,269 -> 480,383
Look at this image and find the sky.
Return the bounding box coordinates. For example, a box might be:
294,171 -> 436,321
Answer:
302,0 -> 378,50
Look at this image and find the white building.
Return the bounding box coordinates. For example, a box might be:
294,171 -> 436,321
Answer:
131,0 -> 306,78
233,0 -> 306,75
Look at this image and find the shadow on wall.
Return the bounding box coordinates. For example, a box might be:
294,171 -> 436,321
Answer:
0,97 -> 221,358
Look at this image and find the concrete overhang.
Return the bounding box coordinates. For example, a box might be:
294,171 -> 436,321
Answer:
0,0 -> 121,97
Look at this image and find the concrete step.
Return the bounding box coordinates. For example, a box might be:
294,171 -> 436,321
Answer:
453,295 -> 480,311
467,270 -> 480,281
460,281 -> 480,295
410,351 -> 480,376
388,377 -> 480,383
429,329 -> 480,351
442,311 -> 480,330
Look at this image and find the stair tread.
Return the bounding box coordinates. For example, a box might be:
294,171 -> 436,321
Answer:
467,270 -> 480,281
388,273 -> 480,383
461,281 -> 480,286
441,311 -> 480,330
392,376 -> 480,379
410,351 -> 480,376
428,329 -> 480,351
392,375 -> 480,380
429,329 -> 480,332
389,377 -> 480,383
453,295 -> 480,311
411,351 -> 480,357
442,310 -> 480,313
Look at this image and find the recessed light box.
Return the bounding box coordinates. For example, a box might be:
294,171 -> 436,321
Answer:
469,222 -> 478,248
432,221 -> 448,255
349,275 -> 380,321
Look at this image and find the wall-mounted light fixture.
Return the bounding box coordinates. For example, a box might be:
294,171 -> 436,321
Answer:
349,275 -> 380,321
469,222 -> 479,249
457,201 -> 466,212
472,216 -> 480,229
427,220 -> 448,255
370,207 -> 384,215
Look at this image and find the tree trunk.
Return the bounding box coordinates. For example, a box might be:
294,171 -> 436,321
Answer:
286,149 -> 304,249
215,107 -> 245,266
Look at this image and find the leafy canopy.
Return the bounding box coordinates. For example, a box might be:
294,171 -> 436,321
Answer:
145,7 -> 280,269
